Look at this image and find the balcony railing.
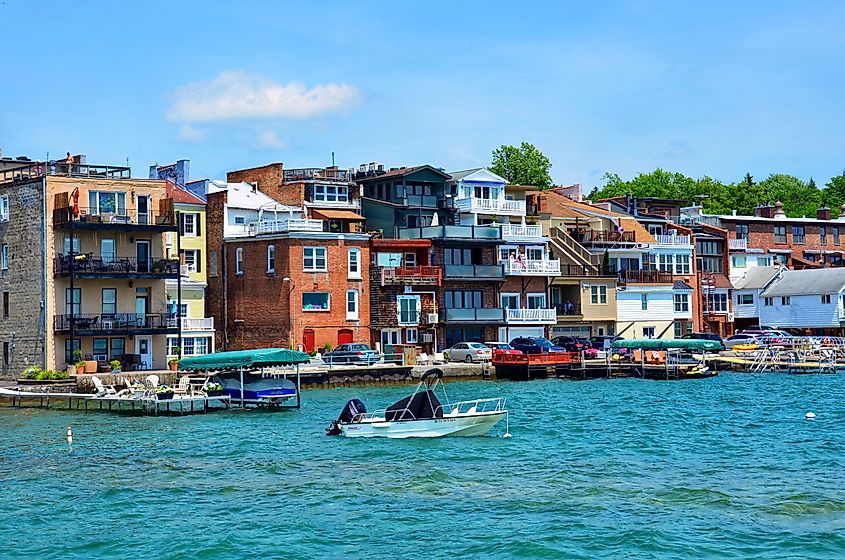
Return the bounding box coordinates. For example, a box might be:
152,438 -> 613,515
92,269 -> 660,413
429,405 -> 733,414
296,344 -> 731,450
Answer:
555,303 -> 582,316
506,308 -> 557,324
502,258 -> 561,276
53,207 -> 176,228
283,168 -> 353,182
380,266 -> 442,286
441,308 -> 505,323
618,270 -> 674,284
249,219 -> 324,235
54,313 -> 176,334
181,317 -> 214,331
558,264 -> 618,277
454,197 -> 526,215
729,238 -> 748,250
573,230 -> 637,244
55,255 -> 179,277
500,223 -> 544,240
654,234 -> 691,246
444,264 -> 505,280
404,194 -> 438,207
399,225 -> 502,241
1,161 -> 131,184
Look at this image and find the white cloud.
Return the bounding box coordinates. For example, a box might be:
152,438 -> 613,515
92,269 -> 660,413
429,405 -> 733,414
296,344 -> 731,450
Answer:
252,130 -> 287,151
167,70 -> 360,122
177,124 -> 207,142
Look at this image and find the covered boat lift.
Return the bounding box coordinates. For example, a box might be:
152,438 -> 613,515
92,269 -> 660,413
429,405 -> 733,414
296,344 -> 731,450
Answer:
611,338 -> 719,379
178,348 -> 311,408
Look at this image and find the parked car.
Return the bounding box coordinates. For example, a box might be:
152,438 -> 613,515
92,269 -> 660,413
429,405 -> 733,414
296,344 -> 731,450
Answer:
681,332 -> 726,350
445,342 -> 492,363
509,337 -> 567,354
589,335 -> 623,350
552,336 -> 589,352
323,343 -> 380,364
484,342 -> 523,356
725,333 -> 759,350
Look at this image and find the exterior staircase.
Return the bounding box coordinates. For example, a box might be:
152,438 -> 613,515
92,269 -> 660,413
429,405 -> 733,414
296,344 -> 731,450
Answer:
550,226 -> 600,272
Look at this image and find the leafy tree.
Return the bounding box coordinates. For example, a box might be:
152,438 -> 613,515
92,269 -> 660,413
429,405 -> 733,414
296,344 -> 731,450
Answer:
823,171 -> 845,217
758,174 -> 820,218
491,142 -> 553,189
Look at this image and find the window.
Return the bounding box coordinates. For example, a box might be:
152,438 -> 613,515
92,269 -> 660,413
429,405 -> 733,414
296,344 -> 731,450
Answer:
792,225 -> 805,244
700,256 -> 723,273
731,255 -> 747,268
346,290 -> 359,320
303,292 -> 330,311
404,252 -> 417,267
267,245 -> 275,273
63,236 -> 80,255
834,227 -> 840,245
641,294 -> 648,311
65,288 -> 81,315
736,224 -> 748,240
101,288 -> 117,314
1,244 -> 7,272
658,254 -> 672,272
64,339 -> 81,364
821,226 -> 827,245
178,336 -> 210,356
821,294 -> 832,304
348,248 -> 361,279
774,226 -> 787,244
696,241 -> 720,255
764,297 -> 773,306
526,293 -> 546,309
406,328 -> 419,344
757,256 -> 771,266
303,247 -> 327,272
182,213 -> 198,236
376,252 -> 403,267
88,191 -> 126,216
314,184 -> 349,203
234,216 -> 246,225
781,296 -> 791,306
398,296 -> 420,324
209,251 -> 219,277
109,338 -> 125,360
675,254 -> 691,274
710,292 -> 728,313
737,293 -> 754,305
235,247 -> 243,275
526,247 -> 544,261
643,326 -> 655,339
2,291 -> 7,318
591,285 -> 607,304
446,290 -> 482,308
0,195 -> 8,222
500,293 -> 520,309
444,247 -> 479,266
101,239 -> 116,263
381,329 -> 400,347
674,293 -> 689,313
182,249 -> 200,273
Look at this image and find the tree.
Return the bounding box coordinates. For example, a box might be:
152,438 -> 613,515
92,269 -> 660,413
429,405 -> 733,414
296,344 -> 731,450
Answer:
823,171 -> 845,217
490,142 -> 553,189
758,174 -> 820,218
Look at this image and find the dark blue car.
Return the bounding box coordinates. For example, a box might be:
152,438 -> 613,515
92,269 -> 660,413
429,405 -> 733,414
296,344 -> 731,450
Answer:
509,336 -> 567,354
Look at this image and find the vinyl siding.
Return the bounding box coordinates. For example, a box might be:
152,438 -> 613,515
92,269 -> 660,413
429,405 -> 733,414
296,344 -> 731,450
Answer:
617,285 -> 674,322
758,292 -> 843,328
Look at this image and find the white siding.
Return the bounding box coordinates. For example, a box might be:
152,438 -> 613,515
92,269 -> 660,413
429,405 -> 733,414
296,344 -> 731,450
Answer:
759,293 -> 842,328
617,286 -> 674,322
732,289 -> 759,319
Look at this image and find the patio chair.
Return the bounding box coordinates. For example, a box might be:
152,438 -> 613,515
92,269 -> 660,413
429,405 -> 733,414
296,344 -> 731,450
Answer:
172,375 -> 190,396
144,375 -> 160,389
91,376 -> 117,397
417,352 -> 430,366
433,352 -> 446,365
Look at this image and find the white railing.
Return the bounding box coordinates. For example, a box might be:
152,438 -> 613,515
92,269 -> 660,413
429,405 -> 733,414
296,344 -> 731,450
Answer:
503,258 -> 561,275
654,234 -> 691,246
249,219 -> 324,235
455,197 -> 526,215
181,317 -> 214,331
506,308 -> 557,323
729,238 -> 748,250
500,224 -> 543,239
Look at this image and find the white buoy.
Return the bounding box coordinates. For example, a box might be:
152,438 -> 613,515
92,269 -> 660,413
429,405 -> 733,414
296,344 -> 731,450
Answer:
805,412 -> 816,420
67,426 -> 73,443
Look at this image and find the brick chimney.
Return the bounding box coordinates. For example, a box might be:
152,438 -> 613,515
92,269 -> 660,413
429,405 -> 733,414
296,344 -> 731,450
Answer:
817,206 -> 831,220
755,203 -> 776,219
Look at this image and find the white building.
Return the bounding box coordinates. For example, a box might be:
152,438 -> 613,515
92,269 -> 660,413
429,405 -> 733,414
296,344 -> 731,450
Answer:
616,283 -> 676,339
730,266 -> 783,331
205,180 -> 304,239
758,268 -> 845,333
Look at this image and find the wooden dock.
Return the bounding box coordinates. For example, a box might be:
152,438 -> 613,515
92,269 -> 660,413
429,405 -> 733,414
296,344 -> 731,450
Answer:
0,387 -> 230,415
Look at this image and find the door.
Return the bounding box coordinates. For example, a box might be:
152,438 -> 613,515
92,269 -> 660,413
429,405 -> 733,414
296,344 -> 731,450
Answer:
137,195 -> 150,225
135,296 -> 149,327
303,329 -> 315,353
136,240 -> 151,273
136,337 -> 152,370
337,329 -> 353,346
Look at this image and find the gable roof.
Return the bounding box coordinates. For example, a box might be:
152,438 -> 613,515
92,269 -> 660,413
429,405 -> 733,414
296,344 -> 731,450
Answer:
673,280 -> 693,290
206,180 -> 299,212
539,191 -> 657,243
733,266 -> 782,290
449,168 -> 506,184
760,268 -> 845,297
358,164 -> 450,182
166,180 -> 205,206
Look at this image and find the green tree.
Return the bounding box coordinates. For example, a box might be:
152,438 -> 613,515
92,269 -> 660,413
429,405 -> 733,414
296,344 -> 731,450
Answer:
490,142 -> 553,188
823,171 -> 845,217
758,174 -> 821,218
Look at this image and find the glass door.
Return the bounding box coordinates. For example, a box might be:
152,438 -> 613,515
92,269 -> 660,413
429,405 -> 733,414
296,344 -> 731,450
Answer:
136,240 -> 150,273
137,195 -> 150,225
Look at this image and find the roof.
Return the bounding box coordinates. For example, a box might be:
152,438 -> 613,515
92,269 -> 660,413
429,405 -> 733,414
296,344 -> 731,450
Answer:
165,181 -> 205,205
370,238 -> 431,249
311,209 -> 365,221
673,281 -> 693,290
179,348 -> 310,371
358,164 -> 450,182
539,191 -> 657,243
448,168 -> 483,181
761,268 -> 845,297
206,180 -> 299,213
732,267 -> 783,290
708,274 -> 734,289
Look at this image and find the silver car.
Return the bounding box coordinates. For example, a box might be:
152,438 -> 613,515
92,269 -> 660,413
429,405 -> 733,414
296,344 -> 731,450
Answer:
445,342 -> 492,363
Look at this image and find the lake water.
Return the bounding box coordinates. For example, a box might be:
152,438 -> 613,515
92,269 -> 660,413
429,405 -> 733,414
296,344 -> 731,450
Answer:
1,372 -> 844,559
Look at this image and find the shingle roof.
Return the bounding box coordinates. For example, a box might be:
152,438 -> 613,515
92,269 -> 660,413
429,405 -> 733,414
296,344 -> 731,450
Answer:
732,266 -> 783,290
448,168 -> 483,181
760,268 -> 845,297
673,280 -> 693,290
166,181 -> 206,205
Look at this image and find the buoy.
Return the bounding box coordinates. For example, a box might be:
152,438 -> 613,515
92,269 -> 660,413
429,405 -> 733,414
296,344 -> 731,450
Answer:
67,426 -> 73,443
805,412 -> 816,420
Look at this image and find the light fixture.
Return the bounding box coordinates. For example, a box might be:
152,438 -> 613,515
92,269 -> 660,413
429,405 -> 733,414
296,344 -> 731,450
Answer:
282,276 -> 291,282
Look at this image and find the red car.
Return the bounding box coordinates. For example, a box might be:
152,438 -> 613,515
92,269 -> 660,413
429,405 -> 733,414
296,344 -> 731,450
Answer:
485,341 -> 523,357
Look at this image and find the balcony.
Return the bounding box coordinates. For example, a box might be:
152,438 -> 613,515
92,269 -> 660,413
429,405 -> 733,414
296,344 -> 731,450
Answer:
440,308 -> 505,323
380,266 -> 442,286
55,255 -> 179,279
617,270 -> 674,284
729,238 -> 748,250
399,225 -> 502,241
558,264 -> 617,277
555,302 -> 583,317
249,219 -> 324,235
443,264 -> 505,281
404,194 -> 438,207
506,308 -> 557,324
654,234 -> 692,246
1,161 -> 131,185
500,223 -> 544,241
54,313 -> 177,335
284,167 -> 353,182
454,197 -> 526,216
53,207 -> 177,231
573,230 -> 637,245
181,317 -> 215,331
502,258 -> 561,276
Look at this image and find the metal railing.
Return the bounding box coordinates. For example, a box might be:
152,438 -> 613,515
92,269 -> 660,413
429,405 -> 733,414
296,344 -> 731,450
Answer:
554,302 -> 582,316
501,223 -> 543,239
654,234 -> 691,245
283,168 -> 353,182
1,162 -> 131,184
729,238 -> 748,250
441,308 -> 506,322
552,227 -> 602,267
54,313 -> 176,333
617,269 -> 674,284
249,219 -> 324,235
53,207 -> 176,227
454,197 -> 526,214
399,225 -> 502,241
443,264 -> 505,279
380,266 -> 442,286
55,255 -> 179,277
502,258 -> 561,275
506,308 -> 557,323
558,263 -> 617,277
574,230 -> 637,244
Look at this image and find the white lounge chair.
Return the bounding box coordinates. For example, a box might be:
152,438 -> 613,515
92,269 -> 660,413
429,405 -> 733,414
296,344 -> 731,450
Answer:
173,376 -> 190,396
433,352 -> 446,365
417,352 -> 430,366
91,376 -> 117,397
145,374 -> 159,389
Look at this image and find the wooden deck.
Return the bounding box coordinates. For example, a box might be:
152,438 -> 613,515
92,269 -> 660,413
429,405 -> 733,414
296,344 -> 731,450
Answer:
0,387 -> 230,415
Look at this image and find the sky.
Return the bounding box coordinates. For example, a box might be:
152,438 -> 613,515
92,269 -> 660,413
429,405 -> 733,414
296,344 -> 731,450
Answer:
1,0 -> 844,188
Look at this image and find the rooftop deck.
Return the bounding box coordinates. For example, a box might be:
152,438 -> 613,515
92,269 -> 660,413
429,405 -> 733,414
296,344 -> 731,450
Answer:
1,161 -> 131,184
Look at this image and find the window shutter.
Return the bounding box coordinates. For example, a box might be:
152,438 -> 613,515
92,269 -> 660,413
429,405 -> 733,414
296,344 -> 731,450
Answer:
196,250 -> 202,273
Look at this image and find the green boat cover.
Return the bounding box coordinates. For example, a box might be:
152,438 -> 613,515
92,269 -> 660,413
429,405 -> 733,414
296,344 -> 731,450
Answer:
178,348 -> 311,371
611,338 -> 721,351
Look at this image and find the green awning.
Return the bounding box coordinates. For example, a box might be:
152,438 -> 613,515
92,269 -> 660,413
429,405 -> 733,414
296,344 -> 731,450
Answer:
611,339 -> 721,351
178,348 -> 311,372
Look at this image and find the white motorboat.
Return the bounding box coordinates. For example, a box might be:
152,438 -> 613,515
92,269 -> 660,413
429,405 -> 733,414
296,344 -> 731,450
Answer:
326,369 -> 508,438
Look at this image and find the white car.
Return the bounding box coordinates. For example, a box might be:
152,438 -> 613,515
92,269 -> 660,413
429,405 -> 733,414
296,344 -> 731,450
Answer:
445,342 -> 492,363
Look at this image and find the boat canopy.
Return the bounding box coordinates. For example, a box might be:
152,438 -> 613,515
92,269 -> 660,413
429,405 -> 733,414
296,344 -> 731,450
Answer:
385,390 -> 443,421
178,348 -> 311,372
611,338 -> 721,351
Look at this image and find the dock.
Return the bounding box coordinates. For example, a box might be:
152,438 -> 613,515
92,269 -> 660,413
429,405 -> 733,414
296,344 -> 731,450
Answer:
0,387 -> 230,415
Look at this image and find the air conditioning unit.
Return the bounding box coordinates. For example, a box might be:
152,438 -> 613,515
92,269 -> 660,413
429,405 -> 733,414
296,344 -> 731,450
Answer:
426,313 -> 439,324
421,333 -> 434,343
727,312 -> 735,322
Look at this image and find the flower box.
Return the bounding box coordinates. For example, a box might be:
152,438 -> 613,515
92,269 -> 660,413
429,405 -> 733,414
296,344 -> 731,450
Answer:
156,392 -> 174,400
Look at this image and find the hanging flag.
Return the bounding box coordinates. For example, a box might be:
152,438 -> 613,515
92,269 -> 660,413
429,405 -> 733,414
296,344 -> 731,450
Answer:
72,188 -> 80,218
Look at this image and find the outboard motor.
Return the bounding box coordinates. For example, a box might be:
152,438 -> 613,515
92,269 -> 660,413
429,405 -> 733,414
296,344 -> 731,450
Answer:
326,398 -> 367,436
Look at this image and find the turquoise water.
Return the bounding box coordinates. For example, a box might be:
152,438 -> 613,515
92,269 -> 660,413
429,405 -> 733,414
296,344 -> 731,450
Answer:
1,372 -> 844,559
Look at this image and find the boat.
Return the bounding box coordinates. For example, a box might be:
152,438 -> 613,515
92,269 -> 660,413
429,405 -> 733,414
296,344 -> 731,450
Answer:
215,372 -> 297,405
326,369 -> 509,438
611,338 -> 719,380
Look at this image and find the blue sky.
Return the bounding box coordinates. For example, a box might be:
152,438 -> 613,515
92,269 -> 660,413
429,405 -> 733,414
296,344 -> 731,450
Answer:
2,0 -> 844,188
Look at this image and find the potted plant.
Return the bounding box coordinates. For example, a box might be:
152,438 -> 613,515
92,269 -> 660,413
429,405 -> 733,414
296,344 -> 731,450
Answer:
75,360 -> 86,375
155,385 -> 174,400
204,382 -> 224,397
109,359 -> 121,373
169,347 -> 181,371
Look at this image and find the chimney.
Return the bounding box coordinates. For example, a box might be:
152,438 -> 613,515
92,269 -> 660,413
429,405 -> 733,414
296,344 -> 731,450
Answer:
773,200 -> 786,219
817,206 -> 831,221
755,203 -> 775,219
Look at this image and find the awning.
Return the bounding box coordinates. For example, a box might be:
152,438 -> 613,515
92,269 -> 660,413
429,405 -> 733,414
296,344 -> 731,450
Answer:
179,348 -> 311,371
312,209 -> 366,221
612,338 -> 722,351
